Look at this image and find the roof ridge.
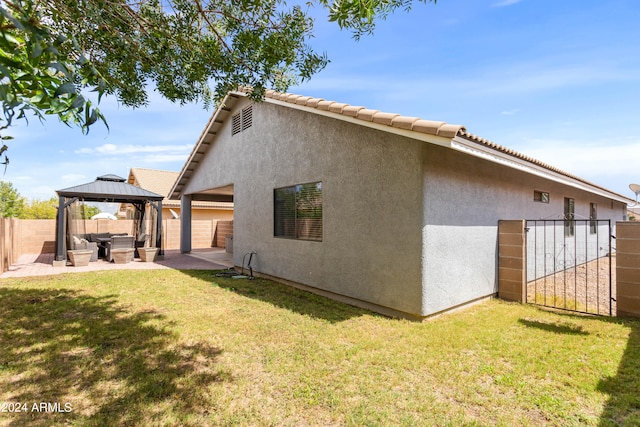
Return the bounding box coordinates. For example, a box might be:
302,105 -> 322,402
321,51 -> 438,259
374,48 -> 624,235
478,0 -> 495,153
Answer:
262,89 -> 466,138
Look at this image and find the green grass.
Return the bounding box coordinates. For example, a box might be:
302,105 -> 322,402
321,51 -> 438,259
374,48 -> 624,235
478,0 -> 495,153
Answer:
1,270 -> 639,426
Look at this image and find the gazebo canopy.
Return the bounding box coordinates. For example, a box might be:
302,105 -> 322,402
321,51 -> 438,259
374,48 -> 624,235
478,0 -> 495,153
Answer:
57,174 -> 164,203
54,174 -> 164,262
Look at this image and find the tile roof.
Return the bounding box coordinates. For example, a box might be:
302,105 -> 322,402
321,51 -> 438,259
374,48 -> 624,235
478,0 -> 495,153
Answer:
263,90 -> 465,138
170,89 -> 632,203
457,130 -> 631,202
262,89 -> 631,202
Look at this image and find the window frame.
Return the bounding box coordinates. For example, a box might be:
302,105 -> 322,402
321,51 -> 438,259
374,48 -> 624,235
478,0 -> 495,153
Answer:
533,190 -> 549,203
564,197 -> 575,237
274,181 -> 323,242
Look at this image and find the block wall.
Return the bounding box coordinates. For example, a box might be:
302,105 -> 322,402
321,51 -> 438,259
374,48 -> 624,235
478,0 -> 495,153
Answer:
498,220 -> 526,303
0,218 -> 18,274
18,219 -> 57,254
215,221 -> 233,248
616,222 -> 640,318
2,218 -> 234,270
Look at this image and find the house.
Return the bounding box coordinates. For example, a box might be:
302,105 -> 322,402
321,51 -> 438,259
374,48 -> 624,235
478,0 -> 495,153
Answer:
122,167 -> 233,221
169,90 -> 630,319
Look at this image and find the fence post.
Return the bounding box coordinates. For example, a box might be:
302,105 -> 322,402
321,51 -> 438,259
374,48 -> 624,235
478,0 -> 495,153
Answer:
616,222 -> 640,318
498,220 -> 526,303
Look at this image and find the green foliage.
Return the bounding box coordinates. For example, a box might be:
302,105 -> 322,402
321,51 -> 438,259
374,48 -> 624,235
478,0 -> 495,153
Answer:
68,202 -> 100,220
0,0 -> 436,159
321,0 -> 436,39
0,0 -> 330,145
21,196 -> 57,218
0,180 -> 24,217
0,1 -> 108,163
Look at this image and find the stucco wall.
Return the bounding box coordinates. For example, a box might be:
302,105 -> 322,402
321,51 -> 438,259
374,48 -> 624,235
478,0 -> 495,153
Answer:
421,144 -> 626,315
180,98 -> 627,318
181,99 -> 426,317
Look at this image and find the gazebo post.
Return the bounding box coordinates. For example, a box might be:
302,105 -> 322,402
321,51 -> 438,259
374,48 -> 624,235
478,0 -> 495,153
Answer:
54,195 -> 67,264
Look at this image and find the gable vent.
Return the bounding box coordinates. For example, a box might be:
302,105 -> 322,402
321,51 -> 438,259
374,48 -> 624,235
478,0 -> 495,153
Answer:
232,113 -> 242,135
231,105 -> 253,136
242,105 -> 252,130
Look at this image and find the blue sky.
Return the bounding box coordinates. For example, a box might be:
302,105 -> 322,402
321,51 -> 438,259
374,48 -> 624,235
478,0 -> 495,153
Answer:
5,0 -> 640,204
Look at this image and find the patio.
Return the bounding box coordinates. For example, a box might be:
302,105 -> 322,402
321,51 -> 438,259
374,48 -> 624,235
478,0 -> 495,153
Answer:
0,248 -> 234,278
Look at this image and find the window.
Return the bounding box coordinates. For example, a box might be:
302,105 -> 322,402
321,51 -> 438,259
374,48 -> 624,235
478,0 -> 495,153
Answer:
231,106 -> 253,135
274,182 -> 322,241
564,197 -> 575,237
590,203 -> 597,234
534,190 -> 549,203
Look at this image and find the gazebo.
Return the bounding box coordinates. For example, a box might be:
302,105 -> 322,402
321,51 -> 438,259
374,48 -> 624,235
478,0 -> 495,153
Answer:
55,174 -> 164,263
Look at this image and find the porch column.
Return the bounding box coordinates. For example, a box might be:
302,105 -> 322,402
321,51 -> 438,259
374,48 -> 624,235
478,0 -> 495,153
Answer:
180,194 -> 192,253
156,200 -> 163,256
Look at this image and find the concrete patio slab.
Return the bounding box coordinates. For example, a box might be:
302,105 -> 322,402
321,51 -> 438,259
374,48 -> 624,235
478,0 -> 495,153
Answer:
0,248 -> 234,279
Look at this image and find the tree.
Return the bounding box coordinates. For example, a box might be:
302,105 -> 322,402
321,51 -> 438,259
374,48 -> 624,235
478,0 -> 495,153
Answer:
21,196 -> 58,219
0,180 -> 24,217
0,0 -> 435,159
66,202 -> 100,220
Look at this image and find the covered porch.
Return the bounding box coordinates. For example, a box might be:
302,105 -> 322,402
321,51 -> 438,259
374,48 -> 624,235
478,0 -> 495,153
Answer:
175,184 -> 234,254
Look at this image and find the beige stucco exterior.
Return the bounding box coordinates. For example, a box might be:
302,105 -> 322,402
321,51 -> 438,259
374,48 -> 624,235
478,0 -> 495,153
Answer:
124,168 -> 233,221
173,91 -> 629,319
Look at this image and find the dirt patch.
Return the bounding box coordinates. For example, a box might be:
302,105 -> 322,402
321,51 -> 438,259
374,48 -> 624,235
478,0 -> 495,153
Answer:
526,255 -> 615,316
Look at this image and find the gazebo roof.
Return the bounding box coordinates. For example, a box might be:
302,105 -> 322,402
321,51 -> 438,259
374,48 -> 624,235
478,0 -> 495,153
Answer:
57,174 -> 164,203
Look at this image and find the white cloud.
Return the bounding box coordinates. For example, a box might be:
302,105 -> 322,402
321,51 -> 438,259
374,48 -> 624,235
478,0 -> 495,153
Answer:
491,0 -> 522,7
141,154 -> 190,163
75,143 -> 193,155
514,138 -> 640,196
61,173 -> 89,183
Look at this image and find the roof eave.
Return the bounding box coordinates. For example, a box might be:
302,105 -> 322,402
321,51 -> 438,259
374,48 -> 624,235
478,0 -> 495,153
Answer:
452,134 -> 633,204
169,91 -> 244,200
57,191 -> 164,202
263,96 -> 457,148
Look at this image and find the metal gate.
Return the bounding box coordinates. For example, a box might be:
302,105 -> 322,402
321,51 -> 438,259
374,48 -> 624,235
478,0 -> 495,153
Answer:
525,219 -> 613,316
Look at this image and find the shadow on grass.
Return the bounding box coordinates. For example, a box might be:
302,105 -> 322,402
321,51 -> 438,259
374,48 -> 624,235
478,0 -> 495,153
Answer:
0,287 -> 227,426
598,317 -> 640,426
517,318 -> 589,335
182,270 -> 376,323
518,307 -> 640,425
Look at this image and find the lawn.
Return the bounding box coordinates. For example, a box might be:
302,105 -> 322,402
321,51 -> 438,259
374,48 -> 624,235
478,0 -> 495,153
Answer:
0,270 -> 639,426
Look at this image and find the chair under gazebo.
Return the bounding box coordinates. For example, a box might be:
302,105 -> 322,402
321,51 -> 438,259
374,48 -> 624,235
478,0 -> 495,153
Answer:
54,174 -> 164,265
